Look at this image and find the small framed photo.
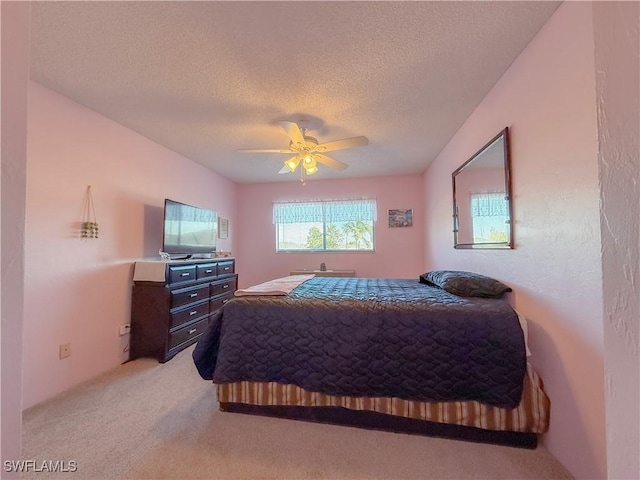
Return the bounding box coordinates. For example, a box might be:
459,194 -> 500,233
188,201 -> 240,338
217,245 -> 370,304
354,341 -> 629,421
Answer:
218,217 -> 229,239
388,209 -> 413,228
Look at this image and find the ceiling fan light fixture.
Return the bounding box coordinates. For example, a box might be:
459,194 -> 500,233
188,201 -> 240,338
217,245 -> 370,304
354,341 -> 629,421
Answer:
305,165 -> 318,175
302,154 -> 317,168
284,158 -> 299,172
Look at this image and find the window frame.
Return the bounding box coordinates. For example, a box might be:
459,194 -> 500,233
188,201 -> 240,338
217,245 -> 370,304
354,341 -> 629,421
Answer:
469,192 -> 510,244
274,199 -> 377,253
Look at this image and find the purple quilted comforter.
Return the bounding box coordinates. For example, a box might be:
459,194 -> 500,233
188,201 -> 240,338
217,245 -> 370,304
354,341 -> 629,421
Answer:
193,277 -> 526,408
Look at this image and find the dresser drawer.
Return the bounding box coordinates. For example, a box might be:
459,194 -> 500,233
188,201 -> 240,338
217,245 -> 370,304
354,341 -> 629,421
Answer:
168,264 -> 197,285
210,276 -> 237,297
169,300 -> 209,330
168,317 -> 209,351
196,263 -> 218,281
210,294 -> 232,313
217,260 -> 235,277
170,283 -> 210,309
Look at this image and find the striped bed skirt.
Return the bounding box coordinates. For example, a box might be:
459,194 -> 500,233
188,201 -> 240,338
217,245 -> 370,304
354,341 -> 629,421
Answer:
216,364 -> 549,435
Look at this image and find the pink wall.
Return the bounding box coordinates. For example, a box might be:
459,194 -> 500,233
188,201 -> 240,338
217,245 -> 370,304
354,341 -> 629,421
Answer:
237,175 -> 424,288
423,3 -> 605,479
1,1 -> 30,471
23,82 -> 238,409
593,3 -> 640,479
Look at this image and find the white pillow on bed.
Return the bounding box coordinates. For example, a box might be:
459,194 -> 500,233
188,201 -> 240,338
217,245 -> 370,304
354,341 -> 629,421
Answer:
234,274 -> 314,296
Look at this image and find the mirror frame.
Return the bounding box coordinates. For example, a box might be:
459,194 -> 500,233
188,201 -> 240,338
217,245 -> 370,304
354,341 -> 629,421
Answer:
452,127 -> 513,249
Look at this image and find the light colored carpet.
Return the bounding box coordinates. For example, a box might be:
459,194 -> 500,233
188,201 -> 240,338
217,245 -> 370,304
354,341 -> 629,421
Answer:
22,346 -> 573,479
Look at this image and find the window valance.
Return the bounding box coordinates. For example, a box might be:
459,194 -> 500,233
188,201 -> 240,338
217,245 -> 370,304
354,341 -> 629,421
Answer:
273,199 -> 377,224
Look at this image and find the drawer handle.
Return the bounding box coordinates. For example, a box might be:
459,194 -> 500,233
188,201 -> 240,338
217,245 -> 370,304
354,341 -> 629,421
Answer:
180,272 -> 190,277
189,293 -> 198,298
223,284 -> 229,289
189,310 -> 198,316
223,267 -> 230,271
189,328 -> 196,334
205,269 -> 213,274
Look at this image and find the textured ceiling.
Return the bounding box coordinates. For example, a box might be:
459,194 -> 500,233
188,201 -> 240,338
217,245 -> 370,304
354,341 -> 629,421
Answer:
29,1 -> 560,184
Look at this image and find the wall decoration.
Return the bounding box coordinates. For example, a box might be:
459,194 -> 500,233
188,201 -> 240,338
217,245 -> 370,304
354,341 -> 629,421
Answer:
81,185 -> 99,238
452,127 -> 513,249
218,217 -> 229,239
388,209 -> 413,228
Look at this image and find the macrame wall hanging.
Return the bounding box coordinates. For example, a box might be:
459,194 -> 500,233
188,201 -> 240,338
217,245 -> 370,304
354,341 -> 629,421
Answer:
81,186 -> 99,239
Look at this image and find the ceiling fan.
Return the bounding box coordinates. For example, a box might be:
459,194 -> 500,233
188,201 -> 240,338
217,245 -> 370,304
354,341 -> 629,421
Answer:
237,121 -> 368,178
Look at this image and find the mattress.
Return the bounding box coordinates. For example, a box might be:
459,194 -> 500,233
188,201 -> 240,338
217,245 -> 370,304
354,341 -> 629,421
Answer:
195,277 -> 527,408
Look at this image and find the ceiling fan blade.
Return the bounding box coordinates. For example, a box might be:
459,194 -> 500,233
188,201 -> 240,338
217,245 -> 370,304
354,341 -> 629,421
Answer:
280,121 -> 306,147
315,153 -> 349,170
278,166 -> 291,174
236,148 -> 293,154
315,136 -> 368,153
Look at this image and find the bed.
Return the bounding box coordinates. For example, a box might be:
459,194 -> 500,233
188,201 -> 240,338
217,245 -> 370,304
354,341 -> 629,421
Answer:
193,272 -> 549,448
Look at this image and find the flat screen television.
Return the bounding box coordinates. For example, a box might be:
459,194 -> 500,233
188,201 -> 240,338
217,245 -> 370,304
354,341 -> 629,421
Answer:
162,199 -> 217,258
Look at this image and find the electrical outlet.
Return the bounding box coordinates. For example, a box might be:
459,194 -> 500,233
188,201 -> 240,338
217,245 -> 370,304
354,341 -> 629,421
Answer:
119,324 -> 131,336
59,343 -> 71,359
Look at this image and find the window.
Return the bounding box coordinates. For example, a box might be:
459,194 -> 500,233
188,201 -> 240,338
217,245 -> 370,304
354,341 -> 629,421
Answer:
470,193 -> 509,243
274,199 -> 377,252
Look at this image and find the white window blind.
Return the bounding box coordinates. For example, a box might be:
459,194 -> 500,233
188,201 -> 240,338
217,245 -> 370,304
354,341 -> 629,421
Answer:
470,193 -> 508,217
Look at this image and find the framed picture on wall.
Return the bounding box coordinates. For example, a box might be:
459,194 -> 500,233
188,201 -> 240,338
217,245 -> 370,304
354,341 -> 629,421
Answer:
388,209 -> 413,228
218,217 -> 229,239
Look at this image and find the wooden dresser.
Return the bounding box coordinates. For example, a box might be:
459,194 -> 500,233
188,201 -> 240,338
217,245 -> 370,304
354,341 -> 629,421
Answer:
130,258 -> 237,363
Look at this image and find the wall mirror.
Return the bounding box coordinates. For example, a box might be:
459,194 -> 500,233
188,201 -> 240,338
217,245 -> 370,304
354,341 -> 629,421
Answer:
452,127 -> 513,249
